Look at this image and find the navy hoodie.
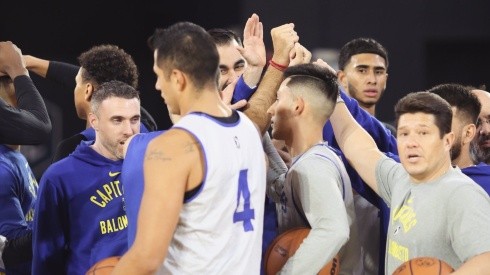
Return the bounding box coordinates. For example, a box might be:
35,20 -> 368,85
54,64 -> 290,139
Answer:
32,141 -> 127,275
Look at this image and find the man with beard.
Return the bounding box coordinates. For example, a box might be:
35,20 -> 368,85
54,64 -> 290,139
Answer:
32,81 -> 141,274
428,83 -> 490,192
471,88 -> 490,165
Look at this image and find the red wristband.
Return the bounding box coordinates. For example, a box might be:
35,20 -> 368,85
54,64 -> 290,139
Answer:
269,60 -> 287,71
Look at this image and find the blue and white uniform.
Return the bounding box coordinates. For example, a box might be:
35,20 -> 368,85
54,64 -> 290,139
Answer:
121,130 -> 164,247
125,111 -> 266,274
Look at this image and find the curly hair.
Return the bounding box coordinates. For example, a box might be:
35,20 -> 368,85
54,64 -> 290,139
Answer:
78,44 -> 139,89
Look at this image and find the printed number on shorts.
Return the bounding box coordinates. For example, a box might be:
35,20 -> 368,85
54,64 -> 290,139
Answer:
233,169 -> 255,232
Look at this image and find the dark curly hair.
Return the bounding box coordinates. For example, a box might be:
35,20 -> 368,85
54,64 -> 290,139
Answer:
78,44 -> 139,89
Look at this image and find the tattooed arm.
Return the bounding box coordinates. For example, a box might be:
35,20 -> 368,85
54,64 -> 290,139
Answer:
113,129 -> 202,275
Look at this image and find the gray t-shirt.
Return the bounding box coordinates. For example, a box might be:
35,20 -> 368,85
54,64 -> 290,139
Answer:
268,142 -> 362,275
376,156 -> 490,274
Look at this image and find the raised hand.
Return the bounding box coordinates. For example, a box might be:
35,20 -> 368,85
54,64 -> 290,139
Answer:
220,77 -> 247,110
237,13 -> 266,69
270,23 -> 299,67
0,41 -> 28,79
312,58 -> 337,74
289,43 -> 312,67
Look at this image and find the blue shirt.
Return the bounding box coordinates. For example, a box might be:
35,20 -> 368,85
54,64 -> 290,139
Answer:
33,142 -> 128,275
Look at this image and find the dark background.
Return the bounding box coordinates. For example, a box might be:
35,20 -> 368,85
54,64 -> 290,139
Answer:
1,0 -> 489,177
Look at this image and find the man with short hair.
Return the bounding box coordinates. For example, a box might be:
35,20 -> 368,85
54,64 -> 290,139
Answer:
266,63 -> 362,274
24,45 -> 156,163
113,21 -> 268,275
332,37 -> 393,275
208,13 -> 265,100
428,84 -> 489,192
32,80 -> 141,274
330,90 -> 490,274
336,37 -> 394,133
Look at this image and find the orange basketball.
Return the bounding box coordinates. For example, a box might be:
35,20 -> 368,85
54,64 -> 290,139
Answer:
85,256 -> 121,275
392,257 -> 454,275
264,227 -> 340,275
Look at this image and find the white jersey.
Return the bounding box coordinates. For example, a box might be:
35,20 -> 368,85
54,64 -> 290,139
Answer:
160,111 -> 266,275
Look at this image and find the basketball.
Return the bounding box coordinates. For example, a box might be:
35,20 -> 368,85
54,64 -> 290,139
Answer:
264,227 -> 340,275
85,256 -> 121,275
392,257 -> 454,275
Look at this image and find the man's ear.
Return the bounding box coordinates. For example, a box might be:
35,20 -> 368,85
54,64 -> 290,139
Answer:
463,124 -> 477,144
337,70 -> 348,91
88,112 -> 98,130
172,69 -> 186,92
85,82 -> 95,101
444,131 -> 455,151
293,96 -> 305,116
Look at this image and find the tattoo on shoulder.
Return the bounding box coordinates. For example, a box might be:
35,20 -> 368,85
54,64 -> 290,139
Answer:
145,149 -> 171,162
184,141 -> 199,153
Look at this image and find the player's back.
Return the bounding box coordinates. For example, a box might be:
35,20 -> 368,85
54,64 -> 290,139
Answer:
161,110 -> 266,274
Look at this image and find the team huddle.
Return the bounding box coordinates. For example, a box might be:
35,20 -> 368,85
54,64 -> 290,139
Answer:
1,12 -> 490,275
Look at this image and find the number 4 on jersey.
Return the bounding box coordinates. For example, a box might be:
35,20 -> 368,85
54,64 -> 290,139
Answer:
233,169 -> 255,232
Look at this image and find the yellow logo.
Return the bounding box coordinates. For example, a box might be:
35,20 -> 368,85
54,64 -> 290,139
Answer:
109,171 -> 121,177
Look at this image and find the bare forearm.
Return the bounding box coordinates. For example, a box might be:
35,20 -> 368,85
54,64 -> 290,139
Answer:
242,65 -> 263,88
243,66 -> 283,135
452,252 -> 490,275
112,251 -> 160,275
23,55 -> 49,78
330,101 -> 382,193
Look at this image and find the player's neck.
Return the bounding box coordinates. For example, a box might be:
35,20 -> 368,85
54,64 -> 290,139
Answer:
410,157 -> 452,183
182,89 -> 232,118
289,127 -> 323,158
361,104 -> 376,116
454,149 -> 476,169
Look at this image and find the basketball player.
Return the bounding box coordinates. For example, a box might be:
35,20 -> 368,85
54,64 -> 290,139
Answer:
266,63 -> 362,274
330,90 -> 490,274
32,81 -> 141,274
112,22 -> 267,274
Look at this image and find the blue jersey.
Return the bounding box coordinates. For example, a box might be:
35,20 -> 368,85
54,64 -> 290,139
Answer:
32,141 -> 128,275
121,131 -> 164,247
324,90 -> 398,205
462,163 -> 490,194
232,75 -> 257,104
323,89 -> 398,275
0,145 -> 38,275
